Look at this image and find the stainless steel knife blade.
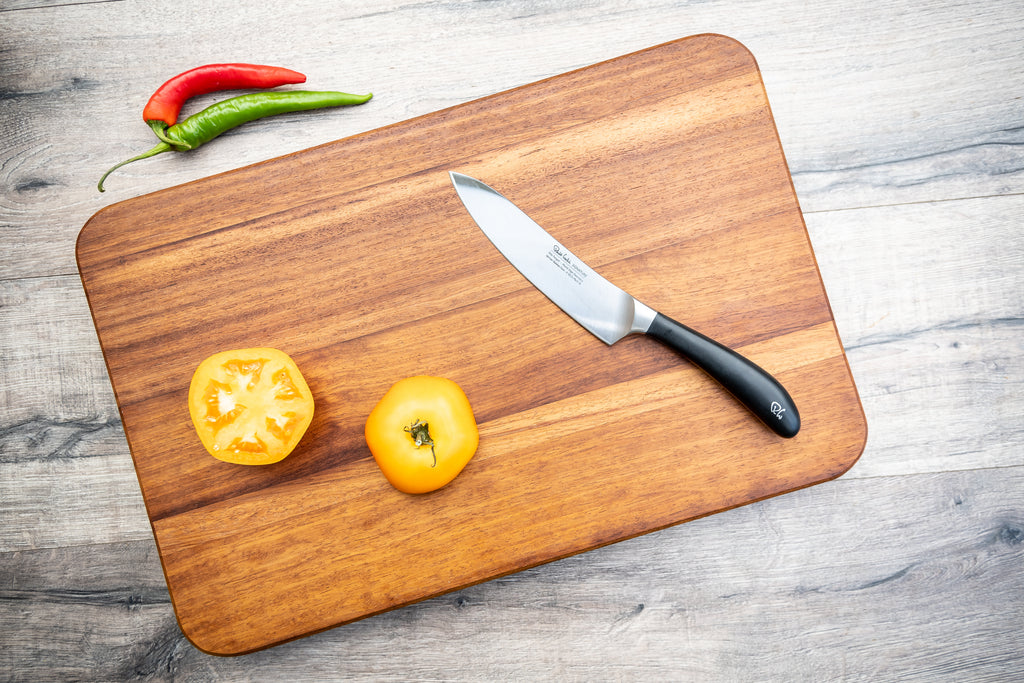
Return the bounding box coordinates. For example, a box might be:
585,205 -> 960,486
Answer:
448,172 -> 656,345
449,171 -> 800,437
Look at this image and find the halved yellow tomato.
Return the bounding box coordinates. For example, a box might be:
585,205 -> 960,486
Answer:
188,348 -> 314,465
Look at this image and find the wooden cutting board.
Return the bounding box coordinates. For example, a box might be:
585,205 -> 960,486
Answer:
77,34 -> 867,655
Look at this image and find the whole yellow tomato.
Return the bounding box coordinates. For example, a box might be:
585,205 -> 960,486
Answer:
188,348 -> 315,465
365,376 -> 479,493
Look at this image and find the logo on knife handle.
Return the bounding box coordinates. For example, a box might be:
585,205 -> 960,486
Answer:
770,401 -> 786,420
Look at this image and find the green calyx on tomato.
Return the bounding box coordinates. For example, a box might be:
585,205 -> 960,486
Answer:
365,376 -> 479,494
403,418 -> 436,466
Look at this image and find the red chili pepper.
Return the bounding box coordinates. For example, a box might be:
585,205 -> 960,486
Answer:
143,63 -> 305,142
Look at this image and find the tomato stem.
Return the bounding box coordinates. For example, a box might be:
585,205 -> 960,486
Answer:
404,419 -> 436,467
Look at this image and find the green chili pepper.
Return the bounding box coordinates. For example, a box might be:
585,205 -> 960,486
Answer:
99,90 -> 372,192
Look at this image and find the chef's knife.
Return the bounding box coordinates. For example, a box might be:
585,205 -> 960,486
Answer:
449,172 -> 800,438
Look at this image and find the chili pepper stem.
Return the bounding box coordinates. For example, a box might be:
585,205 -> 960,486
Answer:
97,141 -> 173,192
147,120 -> 192,149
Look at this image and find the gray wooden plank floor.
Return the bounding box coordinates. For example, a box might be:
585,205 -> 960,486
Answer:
2,0 -> 1022,680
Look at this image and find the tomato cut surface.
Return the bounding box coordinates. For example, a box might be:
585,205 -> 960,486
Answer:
188,348 -> 314,465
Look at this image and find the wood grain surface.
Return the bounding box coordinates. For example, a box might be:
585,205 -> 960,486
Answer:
76,35 -> 864,654
3,0 -> 1022,679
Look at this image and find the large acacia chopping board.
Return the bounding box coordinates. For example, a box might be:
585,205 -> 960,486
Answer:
77,34 -> 867,655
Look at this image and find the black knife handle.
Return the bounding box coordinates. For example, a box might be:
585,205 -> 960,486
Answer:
646,313 -> 800,438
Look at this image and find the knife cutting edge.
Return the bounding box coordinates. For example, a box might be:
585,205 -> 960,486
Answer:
449,171 -> 800,438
